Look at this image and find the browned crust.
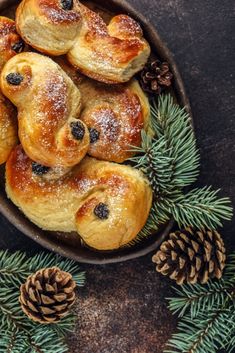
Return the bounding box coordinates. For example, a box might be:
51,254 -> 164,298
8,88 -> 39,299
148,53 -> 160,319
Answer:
0,16 -> 25,71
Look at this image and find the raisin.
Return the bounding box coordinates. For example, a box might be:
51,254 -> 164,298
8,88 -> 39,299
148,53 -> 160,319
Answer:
6,73 -> 24,86
11,41 -> 25,53
94,203 -> 110,220
32,162 -> 50,175
61,0 -> 73,10
70,121 -> 85,140
89,128 -> 100,144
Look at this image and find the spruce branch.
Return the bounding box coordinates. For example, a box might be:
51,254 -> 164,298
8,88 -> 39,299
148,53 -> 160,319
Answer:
165,252 -> 235,353
131,95 -> 200,193
129,94 -> 233,244
0,251 -> 29,286
0,331 -> 28,353
172,187 -> 233,229
168,279 -> 233,318
0,250 -> 85,288
165,308 -> 235,353
0,250 -> 85,353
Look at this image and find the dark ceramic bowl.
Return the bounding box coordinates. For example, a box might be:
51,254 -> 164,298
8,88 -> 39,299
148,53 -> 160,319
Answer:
0,0 -> 191,264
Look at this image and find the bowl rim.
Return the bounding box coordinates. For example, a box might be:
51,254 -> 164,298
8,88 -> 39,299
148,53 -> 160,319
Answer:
0,0 -> 191,264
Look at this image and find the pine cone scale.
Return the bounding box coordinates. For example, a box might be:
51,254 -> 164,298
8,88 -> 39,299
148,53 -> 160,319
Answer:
27,300 -> 38,313
46,283 -> 56,292
41,294 -> 55,305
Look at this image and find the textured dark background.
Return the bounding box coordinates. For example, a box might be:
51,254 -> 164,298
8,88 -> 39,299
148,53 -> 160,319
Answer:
0,0 -> 235,352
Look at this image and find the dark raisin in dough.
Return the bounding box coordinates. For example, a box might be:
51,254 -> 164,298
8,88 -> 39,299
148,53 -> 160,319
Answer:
6,73 -> 24,85
94,203 -> 110,220
70,121 -> 85,140
61,0 -> 73,10
89,128 -> 100,144
32,162 -> 50,176
11,41 -> 25,53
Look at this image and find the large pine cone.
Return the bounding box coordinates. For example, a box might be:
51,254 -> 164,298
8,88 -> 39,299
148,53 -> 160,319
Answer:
19,267 -> 76,323
152,228 -> 226,285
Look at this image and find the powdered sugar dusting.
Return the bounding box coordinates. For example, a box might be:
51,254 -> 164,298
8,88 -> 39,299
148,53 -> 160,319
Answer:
39,0 -> 81,24
81,87 -> 143,162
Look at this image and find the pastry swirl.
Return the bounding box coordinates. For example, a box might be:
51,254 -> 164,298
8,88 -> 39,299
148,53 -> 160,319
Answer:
1,52 -> 150,165
0,17 -> 22,165
79,78 -> 150,163
6,145 -> 153,250
0,52 -> 90,168
0,92 -> 17,165
16,0 -> 150,83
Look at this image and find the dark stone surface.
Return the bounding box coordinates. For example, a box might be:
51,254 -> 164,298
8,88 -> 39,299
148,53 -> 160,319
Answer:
0,0 -> 234,352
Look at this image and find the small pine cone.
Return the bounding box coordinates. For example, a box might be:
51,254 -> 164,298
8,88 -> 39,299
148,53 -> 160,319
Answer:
152,228 -> 226,285
19,267 -> 76,324
139,59 -> 173,94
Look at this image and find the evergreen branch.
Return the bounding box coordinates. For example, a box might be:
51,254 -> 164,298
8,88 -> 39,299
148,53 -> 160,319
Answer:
0,331 -> 28,353
28,328 -> 69,353
152,95 -> 200,189
131,94 -> 200,191
131,185 -> 232,246
130,132 -> 175,195
0,251 -> 30,286
172,187 -> 233,229
223,253 -> 235,283
165,252 -> 235,353
129,94 -> 233,245
0,250 -> 85,353
165,308 -> 235,353
0,250 -> 85,287
168,279 -> 234,318
226,329 -> 235,353
50,313 -> 76,336
167,253 -> 235,318
28,252 -> 86,286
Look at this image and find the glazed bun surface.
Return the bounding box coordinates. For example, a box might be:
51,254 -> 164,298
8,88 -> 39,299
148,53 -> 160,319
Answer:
0,52 -> 90,168
6,146 -> 153,250
0,16 -> 25,71
16,0 -> 82,55
79,78 -> 150,163
0,17 -> 22,164
54,57 -> 151,163
16,0 -> 150,83
0,92 -> 17,165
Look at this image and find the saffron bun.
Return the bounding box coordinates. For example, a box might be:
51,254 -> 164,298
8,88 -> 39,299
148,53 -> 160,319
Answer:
0,16 -> 25,72
16,0 -> 150,83
0,16 -> 22,165
0,52 -> 90,168
0,51 -> 150,166
79,78 -> 150,163
6,145 -> 153,251
0,92 -> 18,165
54,57 -> 151,163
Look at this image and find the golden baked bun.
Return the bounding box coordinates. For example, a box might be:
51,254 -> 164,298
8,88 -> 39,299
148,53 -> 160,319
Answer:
54,57 -> 151,163
16,0 -> 82,55
0,92 -> 17,165
0,16 -> 25,72
0,52 -> 90,168
80,79 -> 150,163
6,145 -> 153,250
16,0 -> 150,83
0,17 -> 22,164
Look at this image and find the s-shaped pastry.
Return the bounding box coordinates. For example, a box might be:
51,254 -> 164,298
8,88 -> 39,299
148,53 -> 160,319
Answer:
16,0 -> 151,83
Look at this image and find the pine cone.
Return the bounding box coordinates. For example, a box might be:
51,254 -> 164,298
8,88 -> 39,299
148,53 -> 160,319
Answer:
139,59 -> 173,94
152,228 -> 226,285
19,267 -> 76,324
